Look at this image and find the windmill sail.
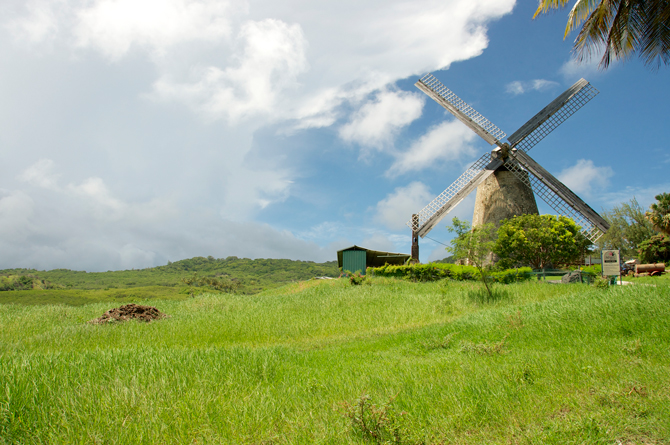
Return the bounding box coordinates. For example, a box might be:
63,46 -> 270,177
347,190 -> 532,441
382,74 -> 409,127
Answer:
412,154 -> 503,237
503,151 -> 609,243
416,74 -> 506,146
508,79 -> 599,153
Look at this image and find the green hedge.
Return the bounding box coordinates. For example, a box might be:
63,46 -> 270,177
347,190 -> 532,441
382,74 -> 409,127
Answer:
368,263 -> 532,283
489,267 -> 533,283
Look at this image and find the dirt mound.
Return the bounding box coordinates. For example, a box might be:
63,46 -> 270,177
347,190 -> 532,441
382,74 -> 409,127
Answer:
88,304 -> 169,324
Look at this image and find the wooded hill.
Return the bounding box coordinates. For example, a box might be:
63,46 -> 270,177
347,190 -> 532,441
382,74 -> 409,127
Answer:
0,256 -> 340,296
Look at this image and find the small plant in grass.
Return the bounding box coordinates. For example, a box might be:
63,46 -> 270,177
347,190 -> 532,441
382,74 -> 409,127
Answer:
446,217 -> 497,301
592,275 -> 611,289
348,271 -> 366,285
622,339 -> 643,356
507,310 -> 524,330
460,334 -> 509,355
424,331 -> 459,350
340,393 -> 409,444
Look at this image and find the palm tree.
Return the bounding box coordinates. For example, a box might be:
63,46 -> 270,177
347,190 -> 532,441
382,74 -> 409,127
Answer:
645,192 -> 670,234
534,0 -> 670,69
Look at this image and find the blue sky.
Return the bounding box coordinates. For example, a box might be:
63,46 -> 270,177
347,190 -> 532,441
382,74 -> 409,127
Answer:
1,0 -> 668,271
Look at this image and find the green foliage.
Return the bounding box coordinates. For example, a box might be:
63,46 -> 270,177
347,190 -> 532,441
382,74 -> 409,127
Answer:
348,271 -> 366,285
488,267 -> 533,284
369,263 -> 532,285
0,274 -> 61,291
0,256 -> 339,297
581,264 -> 602,275
494,214 -> 591,270
645,192 -> 670,235
447,217 -> 498,300
340,394 -> 409,444
592,275 -> 612,289
370,262 -> 478,282
533,0 -> 670,69
181,272 -> 241,297
638,233 -> 670,264
598,197 -> 655,258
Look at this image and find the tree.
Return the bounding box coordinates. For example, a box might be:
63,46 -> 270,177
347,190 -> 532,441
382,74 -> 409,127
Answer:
638,233 -> 670,263
534,0 -> 670,69
446,217 -> 498,299
645,192 -> 670,234
494,214 -> 591,269
598,197 -> 655,257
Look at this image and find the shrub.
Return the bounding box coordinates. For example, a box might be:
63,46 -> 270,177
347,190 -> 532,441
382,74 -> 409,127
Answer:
349,271 -> 365,285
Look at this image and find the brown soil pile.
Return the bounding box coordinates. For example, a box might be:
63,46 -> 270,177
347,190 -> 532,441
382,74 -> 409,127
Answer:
88,303 -> 169,324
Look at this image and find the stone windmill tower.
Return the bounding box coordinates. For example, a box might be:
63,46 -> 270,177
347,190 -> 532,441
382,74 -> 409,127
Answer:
408,74 -> 609,261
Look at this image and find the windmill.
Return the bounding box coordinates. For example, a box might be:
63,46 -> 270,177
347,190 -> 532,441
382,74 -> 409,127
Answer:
407,73 -> 610,262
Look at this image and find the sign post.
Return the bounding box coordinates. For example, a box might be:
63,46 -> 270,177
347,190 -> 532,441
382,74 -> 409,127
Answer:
601,249 -> 621,285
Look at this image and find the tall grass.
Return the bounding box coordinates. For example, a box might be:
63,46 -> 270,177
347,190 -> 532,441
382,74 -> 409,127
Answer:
1,279 -> 668,444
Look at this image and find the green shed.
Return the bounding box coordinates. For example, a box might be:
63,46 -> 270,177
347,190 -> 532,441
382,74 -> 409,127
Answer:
337,245 -> 411,275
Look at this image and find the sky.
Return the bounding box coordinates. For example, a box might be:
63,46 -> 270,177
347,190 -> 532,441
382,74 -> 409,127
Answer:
1,0 -> 669,272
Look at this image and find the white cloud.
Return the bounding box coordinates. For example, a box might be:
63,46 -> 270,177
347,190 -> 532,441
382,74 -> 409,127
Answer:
339,90 -> 424,150
374,182 -> 434,231
360,232 -> 397,253
560,57 -> 601,81
77,0 -> 239,59
597,183 -> 670,210
387,121 -> 478,176
218,164 -> 294,219
152,18 -> 308,123
7,0 -> 242,57
6,0 -> 515,128
557,159 -> 614,196
505,79 -> 559,95
18,158 -> 60,189
67,177 -> 127,218
6,0 -> 63,44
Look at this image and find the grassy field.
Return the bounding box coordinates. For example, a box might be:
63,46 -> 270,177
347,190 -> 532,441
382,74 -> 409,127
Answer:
0,285 -> 188,306
1,278 -> 669,444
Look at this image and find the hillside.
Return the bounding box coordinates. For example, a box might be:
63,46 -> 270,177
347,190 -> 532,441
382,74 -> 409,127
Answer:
0,256 -> 340,303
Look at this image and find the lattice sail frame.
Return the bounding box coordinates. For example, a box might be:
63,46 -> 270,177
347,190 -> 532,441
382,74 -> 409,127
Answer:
510,81 -> 599,153
407,74 -> 603,242
418,73 -> 507,143
502,159 -> 604,243
410,152 -> 494,235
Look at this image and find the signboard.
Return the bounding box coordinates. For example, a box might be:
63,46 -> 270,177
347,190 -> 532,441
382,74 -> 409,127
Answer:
601,250 -> 621,276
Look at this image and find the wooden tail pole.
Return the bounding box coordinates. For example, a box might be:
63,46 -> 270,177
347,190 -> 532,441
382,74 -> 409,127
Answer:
411,214 -> 419,263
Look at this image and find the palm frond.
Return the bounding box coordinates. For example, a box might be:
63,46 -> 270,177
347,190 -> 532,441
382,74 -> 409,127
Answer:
533,0 -> 572,19
535,0 -> 670,69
